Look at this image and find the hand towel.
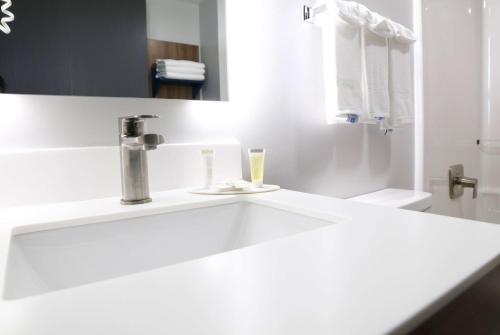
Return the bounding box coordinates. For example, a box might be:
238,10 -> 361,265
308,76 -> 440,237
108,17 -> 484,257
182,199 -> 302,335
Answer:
362,27 -> 390,119
334,15 -> 365,122
316,4 -> 366,123
156,59 -> 205,69
157,72 -> 205,81
388,39 -> 413,126
156,66 -> 205,75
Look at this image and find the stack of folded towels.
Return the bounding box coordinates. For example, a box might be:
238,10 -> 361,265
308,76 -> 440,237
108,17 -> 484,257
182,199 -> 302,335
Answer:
155,59 -> 206,81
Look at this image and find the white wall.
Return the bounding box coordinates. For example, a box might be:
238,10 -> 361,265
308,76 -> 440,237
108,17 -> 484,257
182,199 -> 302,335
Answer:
146,0 -> 200,45
0,142 -> 242,208
481,0 -> 500,196
0,0 -> 415,199
477,0 -> 500,223
225,0 -> 415,198
422,0 -> 482,219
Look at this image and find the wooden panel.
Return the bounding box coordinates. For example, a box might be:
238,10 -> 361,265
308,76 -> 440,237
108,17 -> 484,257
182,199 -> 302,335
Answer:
410,264 -> 500,334
148,40 -> 200,100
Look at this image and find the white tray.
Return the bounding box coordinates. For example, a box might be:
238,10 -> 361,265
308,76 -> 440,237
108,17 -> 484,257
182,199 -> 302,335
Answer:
189,184 -> 280,195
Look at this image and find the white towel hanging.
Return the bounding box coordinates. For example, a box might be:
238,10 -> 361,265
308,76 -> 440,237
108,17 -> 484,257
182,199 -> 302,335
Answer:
308,0 -> 416,125
335,0 -> 416,43
306,0 -> 416,43
315,0 -> 369,123
362,27 -> 390,120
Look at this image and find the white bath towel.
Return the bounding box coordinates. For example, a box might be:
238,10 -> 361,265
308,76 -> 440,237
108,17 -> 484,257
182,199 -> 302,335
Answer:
362,27 -> 390,119
388,39 -> 413,126
156,59 -> 205,69
156,66 -> 206,75
157,72 -> 205,81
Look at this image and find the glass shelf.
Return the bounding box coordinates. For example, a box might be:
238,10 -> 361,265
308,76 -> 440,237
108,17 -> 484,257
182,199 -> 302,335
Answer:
477,139 -> 500,155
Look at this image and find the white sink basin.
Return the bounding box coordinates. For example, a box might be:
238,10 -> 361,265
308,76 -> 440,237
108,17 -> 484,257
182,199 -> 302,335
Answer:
4,200 -> 337,300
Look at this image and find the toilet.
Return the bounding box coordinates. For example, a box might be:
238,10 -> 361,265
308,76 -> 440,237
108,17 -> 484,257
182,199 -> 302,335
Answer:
348,189 -> 433,212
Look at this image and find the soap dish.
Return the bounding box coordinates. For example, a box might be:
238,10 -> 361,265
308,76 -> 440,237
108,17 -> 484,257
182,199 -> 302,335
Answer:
189,184 -> 281,195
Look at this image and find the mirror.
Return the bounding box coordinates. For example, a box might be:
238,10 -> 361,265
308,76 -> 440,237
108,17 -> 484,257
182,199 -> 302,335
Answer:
0,0 -> 227,101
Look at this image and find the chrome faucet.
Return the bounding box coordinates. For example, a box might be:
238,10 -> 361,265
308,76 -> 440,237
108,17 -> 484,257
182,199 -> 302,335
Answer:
449,164 -> 478,200
119,115 -> 165,205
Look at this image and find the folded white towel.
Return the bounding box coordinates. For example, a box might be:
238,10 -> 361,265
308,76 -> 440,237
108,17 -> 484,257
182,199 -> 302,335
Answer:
156,65 -> 205,75
156,59 -> 205,69
388,39 -> 413,126
362,27 -> 390,119
157,72 -> 205,81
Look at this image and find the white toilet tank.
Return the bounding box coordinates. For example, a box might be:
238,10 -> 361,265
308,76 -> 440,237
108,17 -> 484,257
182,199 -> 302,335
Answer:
348,189 -> 433,212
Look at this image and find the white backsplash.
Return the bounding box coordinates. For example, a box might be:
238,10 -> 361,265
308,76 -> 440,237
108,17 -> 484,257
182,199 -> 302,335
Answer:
0,141 -> 242,209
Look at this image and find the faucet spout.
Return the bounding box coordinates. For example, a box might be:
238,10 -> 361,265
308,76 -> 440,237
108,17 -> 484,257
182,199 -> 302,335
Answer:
119,115 -> 165,205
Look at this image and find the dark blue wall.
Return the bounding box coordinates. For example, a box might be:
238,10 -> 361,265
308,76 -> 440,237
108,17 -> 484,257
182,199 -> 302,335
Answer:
0,0 -> 148,98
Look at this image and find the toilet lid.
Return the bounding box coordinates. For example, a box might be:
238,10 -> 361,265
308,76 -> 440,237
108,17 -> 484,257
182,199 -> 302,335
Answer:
349,189 -> 433,211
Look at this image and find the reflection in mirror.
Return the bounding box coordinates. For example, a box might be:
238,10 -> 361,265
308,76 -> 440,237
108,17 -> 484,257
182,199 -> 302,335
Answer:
0,0 -> 227,101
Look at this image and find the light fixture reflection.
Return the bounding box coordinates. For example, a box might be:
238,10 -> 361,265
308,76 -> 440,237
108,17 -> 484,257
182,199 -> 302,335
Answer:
0,0 -> 14,35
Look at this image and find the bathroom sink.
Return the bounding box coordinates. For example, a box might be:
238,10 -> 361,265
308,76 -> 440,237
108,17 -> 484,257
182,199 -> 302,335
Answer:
3,200 -> 336,300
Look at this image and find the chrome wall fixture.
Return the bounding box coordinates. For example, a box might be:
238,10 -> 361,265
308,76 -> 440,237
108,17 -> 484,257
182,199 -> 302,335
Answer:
303,5 -> 313,22
303,2 -> 328,23
0,0 -> 14,35
449,164 -> 479,200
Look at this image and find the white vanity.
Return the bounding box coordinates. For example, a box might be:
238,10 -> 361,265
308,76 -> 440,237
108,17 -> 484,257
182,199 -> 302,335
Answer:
1,186 -> 500,334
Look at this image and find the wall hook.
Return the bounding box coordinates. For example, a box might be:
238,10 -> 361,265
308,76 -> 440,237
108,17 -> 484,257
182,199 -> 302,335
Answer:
303,5 -> 313,22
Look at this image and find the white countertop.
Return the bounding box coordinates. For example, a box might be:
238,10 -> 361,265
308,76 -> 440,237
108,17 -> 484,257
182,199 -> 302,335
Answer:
1,189 -> 500,334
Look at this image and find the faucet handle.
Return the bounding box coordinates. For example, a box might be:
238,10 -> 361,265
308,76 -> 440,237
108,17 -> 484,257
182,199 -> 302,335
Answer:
460,177 -> 478,199
142,133 -> 165,150
120,133 -> 165,150
122,115 -> 159,120
135,115 -> 160,120
449,164 -> 479,200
